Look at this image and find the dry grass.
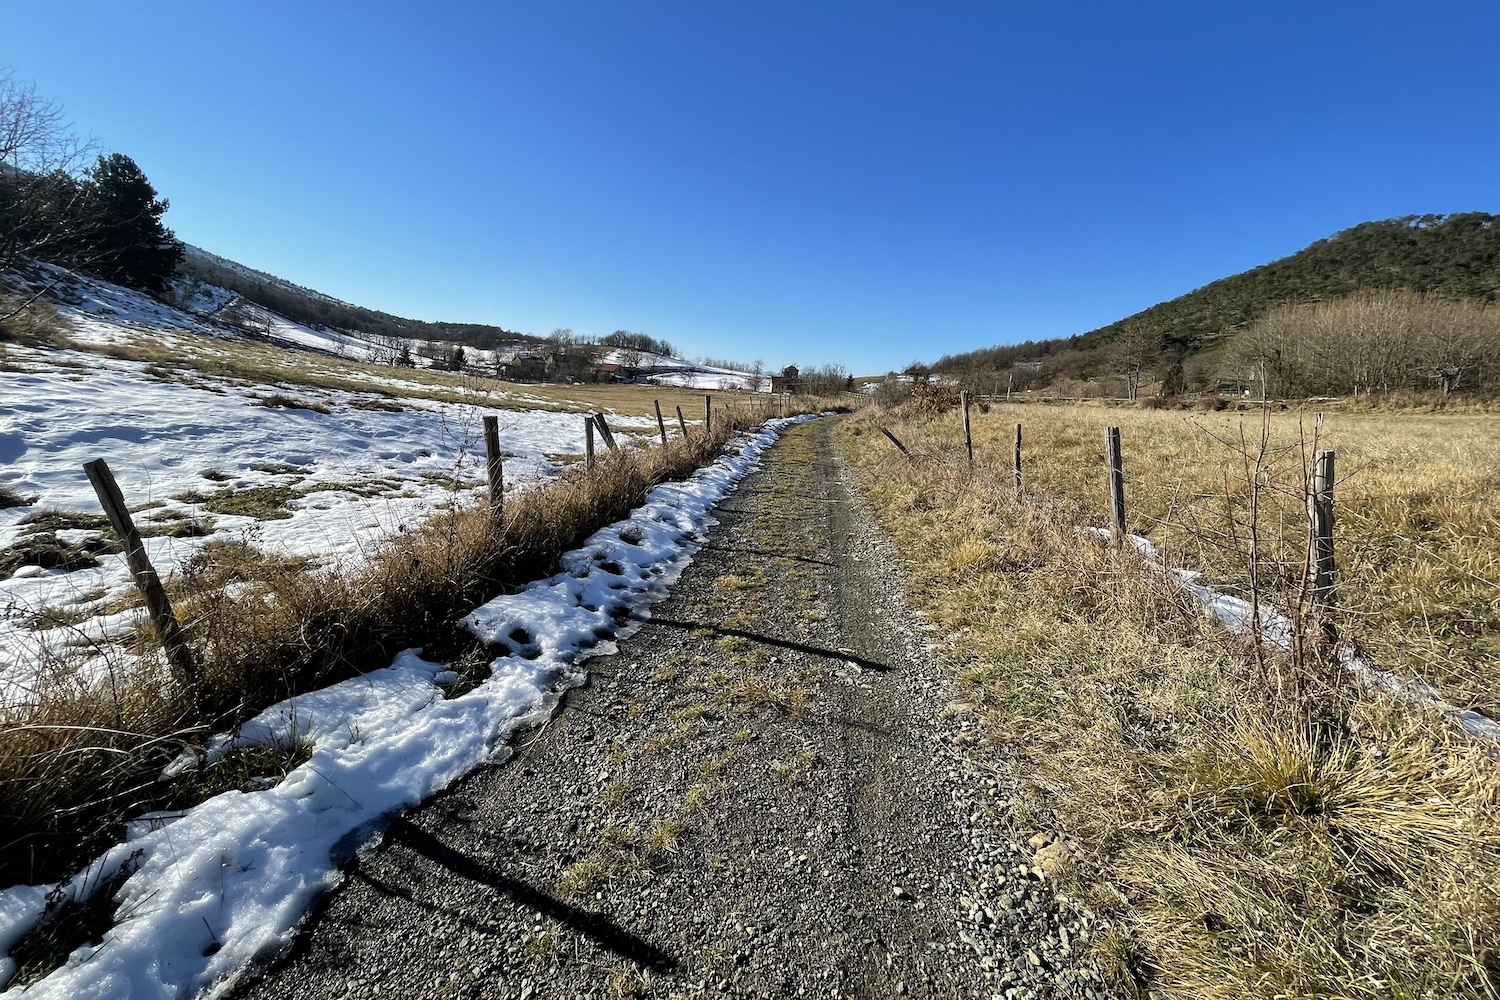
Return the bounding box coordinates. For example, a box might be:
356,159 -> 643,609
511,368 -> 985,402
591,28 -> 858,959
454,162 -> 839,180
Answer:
894,400 -> 1500,717
840,401 -> 1500,999
0,291 -> 68,348
0,396 -> 849,889
254,393 -> 331,414
0,483 -> 36,510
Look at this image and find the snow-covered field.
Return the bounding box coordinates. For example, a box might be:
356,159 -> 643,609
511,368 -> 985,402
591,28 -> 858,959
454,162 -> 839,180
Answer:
0,347 -> 653,700
0,274 -> 657,705
0,415 -> 815,999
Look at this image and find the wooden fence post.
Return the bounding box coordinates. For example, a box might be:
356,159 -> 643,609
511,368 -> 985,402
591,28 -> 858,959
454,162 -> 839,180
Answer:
1105,426 -> 1126,547
960,390 -> 973,465
482,415 -> 504,518
83,458 -> 198,695
593,413 -> 617,450
585,417 -> 595,469
1013,422 -> 1023,498
880,427 -> 912,459
675,405 -> 688,438
1307,449 -> 1337,646
654,400 -> 668,446
704,394 -> 713,437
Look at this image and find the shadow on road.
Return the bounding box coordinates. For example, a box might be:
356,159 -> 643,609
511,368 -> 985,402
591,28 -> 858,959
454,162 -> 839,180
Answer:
646,616 -> 891,672
695,541 -> 835,568
378,818 -> 676,972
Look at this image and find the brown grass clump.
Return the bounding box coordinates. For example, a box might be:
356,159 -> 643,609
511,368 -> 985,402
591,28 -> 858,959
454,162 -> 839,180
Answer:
0,483 -> 37,511
254,393 -> 332,414
0,396 -> 851,888
839,402 -> 1500,998
0,292 -> 68,348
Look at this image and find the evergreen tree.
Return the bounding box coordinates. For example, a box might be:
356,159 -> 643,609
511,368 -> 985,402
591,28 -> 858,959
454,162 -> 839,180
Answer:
1160,358 -> 1186,396
77,153 -> 183,294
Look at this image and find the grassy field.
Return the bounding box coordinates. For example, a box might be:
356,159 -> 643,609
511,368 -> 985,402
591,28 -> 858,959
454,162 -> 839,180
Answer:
886,399 -> 1500,718
840,398 -> 1500,999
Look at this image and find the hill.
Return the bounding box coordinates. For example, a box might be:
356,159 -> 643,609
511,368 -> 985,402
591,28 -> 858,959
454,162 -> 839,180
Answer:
935,212 -> 1500,384
178,246 -> 541,351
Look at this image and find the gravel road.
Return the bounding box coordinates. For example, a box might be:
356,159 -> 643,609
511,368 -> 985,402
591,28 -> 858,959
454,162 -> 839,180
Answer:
230,417 -> 1118,1000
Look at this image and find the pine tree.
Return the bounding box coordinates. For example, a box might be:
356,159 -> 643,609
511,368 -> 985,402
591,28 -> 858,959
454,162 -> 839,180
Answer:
77,153 -> 183,294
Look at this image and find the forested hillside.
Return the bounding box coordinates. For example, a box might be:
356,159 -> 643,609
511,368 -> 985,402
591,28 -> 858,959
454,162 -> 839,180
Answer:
935,213 -> 1500,392
178,247 -> 540,351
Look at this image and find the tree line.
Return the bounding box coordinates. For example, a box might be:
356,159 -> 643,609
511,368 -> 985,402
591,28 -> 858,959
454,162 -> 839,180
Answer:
1,73 -> 182,297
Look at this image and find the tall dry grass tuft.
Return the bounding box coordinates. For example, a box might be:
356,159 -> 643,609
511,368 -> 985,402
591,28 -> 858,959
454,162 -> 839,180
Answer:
841,400 -> 1500,998
0,396 -> 851,887
0,290 -> 68,348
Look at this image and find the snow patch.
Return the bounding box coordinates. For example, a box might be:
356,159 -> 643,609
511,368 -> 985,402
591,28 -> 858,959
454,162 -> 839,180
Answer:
1090,527 -> 1499,742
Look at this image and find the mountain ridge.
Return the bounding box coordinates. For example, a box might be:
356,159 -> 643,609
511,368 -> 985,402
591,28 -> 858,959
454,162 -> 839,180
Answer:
934,212 -> 1500,381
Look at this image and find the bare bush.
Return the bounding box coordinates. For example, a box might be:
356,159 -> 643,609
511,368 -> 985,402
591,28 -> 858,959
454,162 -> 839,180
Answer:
1223,290 -> 1500,399
869,376 -> 911,408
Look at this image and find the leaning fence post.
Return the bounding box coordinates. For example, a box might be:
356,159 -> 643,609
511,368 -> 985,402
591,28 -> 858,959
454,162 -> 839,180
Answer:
1307,449 -> 1337,647
585,417 -> 595,469
654,400 -> 668,446
1105,426 -> 1126,547
1013,422 -> 1023,498
881,427 -> 912,459
960,390 -> 973,465
704,394 -> 713,437
593,413 -> 617,450
675,405 -> 688,438
482,415 -> 504,518
83,458 -> 199,696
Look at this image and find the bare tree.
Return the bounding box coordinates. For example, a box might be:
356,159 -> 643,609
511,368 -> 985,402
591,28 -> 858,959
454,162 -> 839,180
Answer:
0,71 -> 95,277
1417,297 -> 1492,399
801,363 -> 850,395
1106,322 -> 1160,401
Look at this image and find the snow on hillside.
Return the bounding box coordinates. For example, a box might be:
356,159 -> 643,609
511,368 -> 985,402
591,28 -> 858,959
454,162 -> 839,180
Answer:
599,349 -> 768,392
170,279 -> 235,315
213,296 -> 387,363
182,245 -> 356,313
22,262 -> 377,365
0,416 -> 816,1000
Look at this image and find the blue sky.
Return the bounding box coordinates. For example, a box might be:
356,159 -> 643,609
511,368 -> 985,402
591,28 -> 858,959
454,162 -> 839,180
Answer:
6,2 -> 1497,373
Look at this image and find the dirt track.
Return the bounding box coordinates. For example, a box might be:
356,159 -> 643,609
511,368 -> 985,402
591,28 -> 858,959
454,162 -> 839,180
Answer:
231,417 -> 1114,1000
